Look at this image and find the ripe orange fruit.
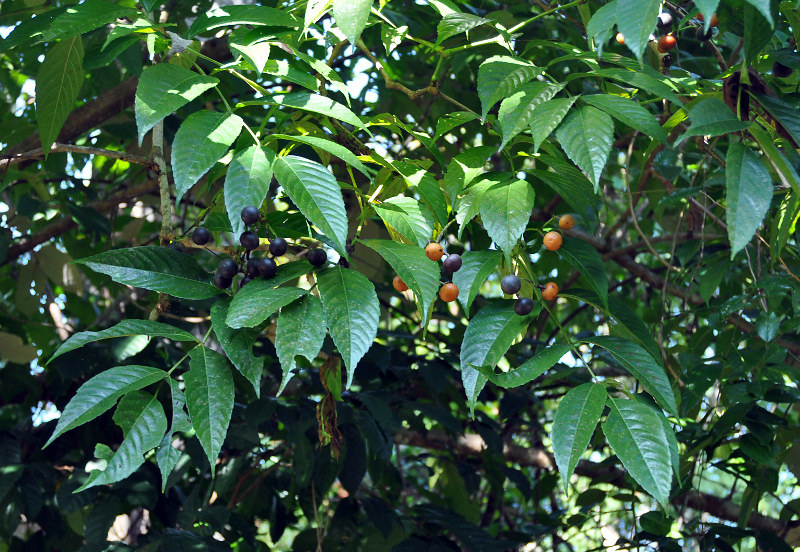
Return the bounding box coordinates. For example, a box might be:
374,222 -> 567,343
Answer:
439,283 -> 459,302
615,32 -> 625,45
542,282 -> 559,301
657,34 -> 677,53
425,242 -> 444,262
393,275 -> 408,292
697,13 -> 718,27
543,231 -> 563,251
558,215 -> 575,231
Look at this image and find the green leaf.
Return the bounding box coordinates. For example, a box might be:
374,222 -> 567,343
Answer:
437,12 -> 491,44
239,91 -> 368,132
443,145 -> 496,198
558,237 -> 609,307
591,69 -> 682,107
552,383 -> 607,492
76,246 -> 221,300
556,105 -> 614,189
586,1 -> 617,56
434,111 -> 480,141
305,0 -> 333,33
498,82 -> 563,150
156,436 -> 181,492
225,282 -> 307,329
184,347 -> 235,470
210,299 -> 263,396
460,300 -> 534,414
229,34 -> 271,74
332,0 -> 372,45
45,365 -> 166,447
36,36 -> 84,155
726,143 -> 772,258
756,312 -> 780,342
602,398 -> 673,506
743,0 -> 773,27
43,0 -> 137,41
693,0 -> 720,28
374,197 -> 435,247
172,111 -> 243,204
586,336 -> 678,417
482,342 -> 569,388
616,0 -> 660,61
50,320 -> 196,363
480,179 -> 535,264
364,239 -> 440,321
581,95 -> 667,144
317,266 -> 380,388
273,156 -> 349,256
452,250 -> 502,313
477,56 -> 541,122
224,145 -> 276,238
188,5 -> 300,37
135,64 -> 219,144
454,178 -> 493,238
753,94 -> 800,147
678,99 -> 751,144
80,391 -> 167,491
275,295 -> 327,395
392,161 -> 448,228
269,134 -> 369,177
528,166 -> 597,225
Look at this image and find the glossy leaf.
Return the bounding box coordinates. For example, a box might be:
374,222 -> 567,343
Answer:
210,299 -> 263,396
43,0 -> 137,41
452,250 -> 503,313
480,179 -> 535,263
726,143 -> 772,258
528,167 -> 597,224
678,99 -> 750,144
477,56 -> 541,121
76,246 -> 221,300
225,145 -> 276,238
240,91 -> 367,131
482,342 -> 569,389
753,94 -> 800,149
743,0 -> 773,26
581,95 -> 667,144
269,134 -> 369,176
592,69 -> 682,107
443,145 -> 496,198
558,237 -> 609,307
434,111 -> 480,141
585,1 -> 617,56
616,0 -> 660,61
374,197 -> 435,247
275,295 -> 327,394
188,5 -> 299,37
36,37 -> 84,155
225,282 -> 307,329
392,161 -> 449,228
317,266 -> 380,388
498,82 -> 562,150
332,0 -> 372,46
455,179 -> 493,238
556,105 -> 614,189
437,13 -> 490,44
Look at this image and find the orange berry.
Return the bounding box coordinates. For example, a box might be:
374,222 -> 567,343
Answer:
393,275 -> 408,292
543,231 -> 563,251
425,242 -> 444,262
657,34 -> 677,53
615,32 -> 625,45
542,282 -> 559,301
558,215 -> 575,231
697,13 -> 718,27
439,283 -> 459,302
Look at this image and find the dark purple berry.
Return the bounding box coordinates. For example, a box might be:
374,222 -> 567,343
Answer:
168,242 -> 184,253
656,13 -> 673,29
269,237 -> 288,257
191,227 -> 211,245
696,25 -> 713,41
442,254 -> 462,273
240,276 -> 253,288
246,259 -> 261,277
257,257 -> 277,279
214,272 -> 232,289
773,62 -> 793,78
240,231 -> 260,251
217,259 -> 238,279
514,297 -> 534,316
500,274 -> 521,295
241,206 -> 260,226
307,248 -> 327,267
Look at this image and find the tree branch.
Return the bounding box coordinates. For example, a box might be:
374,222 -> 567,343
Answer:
0,142 -> 155,171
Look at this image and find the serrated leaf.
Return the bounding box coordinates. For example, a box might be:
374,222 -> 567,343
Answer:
482,342 -> 569,388
603,398 -> 673,506
480,179 -> 535,264
239,91 -> 368,131
172,111 -> 243,204
592,69 -> 682,107
558,237 -> 609,307
437,13 -> 491,44
586,1 -> 617,56
230,35 -> 270,74
581,95 -> 667,144
225,282 -> 306,329
263,59 -> 320,91
726,143 -> 772,258
743,0 -> 773,26
364,239 -> 440,321
452,250 -> 502,312
498,82 -> 562,150
443,145 -> 496,198
43,0 -> 137,41
317,266 -> 380,388
270,134 -> 369,176
76,246 -> 221,300
753,94 -> 800,147
210,299 -> 263,396
36,36 -> 84,155
184,347 -> 234,470
156,436 -> 181,492
528,167 -> 597,224
556,105 -> 614,189
454,178 -> 493,238
552,383 -> 606,492
225,145 -> 276,238
392,161 -> 448,228
332,0 -> 371,45
586,336 -> 678,417
460,300 -> 534,414
756,311 -> 780,342
678,99 -> 751,144
275,295 -> 327,394
434,111 -> 480,141
305,0 -> 332,33
135,64 -> 219,144
477,56 -> 541,121
273,155 -> 349,256
374,197 -> 435,247
616,0 -> 660,61
188,5 -> 300,37
50,320 -> 196,363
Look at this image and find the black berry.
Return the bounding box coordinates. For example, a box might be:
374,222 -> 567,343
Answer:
217,259 -> 238,279
514,297 -> 534,316
501,274 -> 521,295
773,62 -> 793,78
696,25 -> 713,41
257,257 -> 277,279
307,248 -> 327,267
241,206 -> 260,226
191,227 -> 211,245
656,13 -> 673,29
168,242 -> 184,253
213,272 -> 232,289
246,259 -> 261,277
269,237 -> 288,257
240,276 -> 253,288
240,231 -> 260,251
442,254 -> 462,273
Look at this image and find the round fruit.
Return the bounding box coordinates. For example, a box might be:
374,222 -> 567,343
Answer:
393,275 -> 408,292
773,62 -> 793,78
217,259 -> 239,279
615,32 -> 625,45
656,12 -> 673,29
543,231 -> 563,251
514,297 -> 535,316
269,237 -> 288,257
439,283 -> 459,302
558,215 -> 575,231
240,231 -> 260,251
500,274 -> 522,295
442,254 -> 462,273
425,242 -> 444,262
246,259 -> 261,277
696,25 -> 713,41
257,257 -> 277,279
241,206 -> 260,226
240,276 -> 253,288
191,227 -> 211,245
213,272 -> 232,289
542,282 -> 559,301
657,34 -> 677,53
697,13 -> 718,27
307,248 -> 327,267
